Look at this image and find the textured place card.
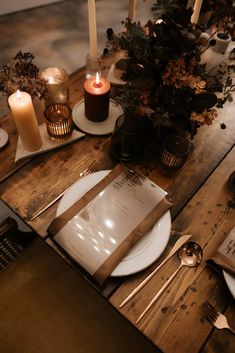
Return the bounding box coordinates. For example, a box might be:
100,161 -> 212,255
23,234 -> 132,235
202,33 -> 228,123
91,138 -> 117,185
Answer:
208,225 -> 235,276
48,164 -> 172,284
15,123 -> 85,162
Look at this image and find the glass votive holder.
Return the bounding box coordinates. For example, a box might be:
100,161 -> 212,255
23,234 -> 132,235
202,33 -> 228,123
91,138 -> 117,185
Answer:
44,103 -> 73,140
109,114 -> 142,162
159,134 -> 190,174
40,67 -> 69,107
85,53 -> 101,79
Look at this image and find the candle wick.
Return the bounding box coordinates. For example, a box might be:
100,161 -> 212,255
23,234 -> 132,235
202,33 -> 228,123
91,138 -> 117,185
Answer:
94,82 -> 103,88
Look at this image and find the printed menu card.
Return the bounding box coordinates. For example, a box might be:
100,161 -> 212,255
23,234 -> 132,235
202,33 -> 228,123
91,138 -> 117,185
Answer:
208,225 -> 235,276
48,164 -> 172,284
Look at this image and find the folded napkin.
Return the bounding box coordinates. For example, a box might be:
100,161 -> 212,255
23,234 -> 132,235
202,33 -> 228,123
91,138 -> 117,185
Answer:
48,164 -> 173,285
15,123 -> 85,162
207,225 -> 235,276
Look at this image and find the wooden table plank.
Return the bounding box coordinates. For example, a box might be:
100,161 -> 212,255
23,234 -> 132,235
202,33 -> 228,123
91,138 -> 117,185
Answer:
0,99 -> 234,238
110,146 -> 235,353
200,301 -> 235,353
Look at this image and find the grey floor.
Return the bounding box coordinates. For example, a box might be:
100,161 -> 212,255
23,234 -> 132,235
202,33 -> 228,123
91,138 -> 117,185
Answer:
0,0 -> 153,74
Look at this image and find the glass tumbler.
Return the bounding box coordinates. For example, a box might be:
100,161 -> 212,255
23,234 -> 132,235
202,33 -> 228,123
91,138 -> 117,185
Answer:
159,134 -> 190,174
44,103 -> 73,140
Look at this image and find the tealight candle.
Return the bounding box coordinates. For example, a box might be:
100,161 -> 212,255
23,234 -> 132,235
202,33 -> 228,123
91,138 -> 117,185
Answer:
84,73 -> 111,122
8,90 -> 42,151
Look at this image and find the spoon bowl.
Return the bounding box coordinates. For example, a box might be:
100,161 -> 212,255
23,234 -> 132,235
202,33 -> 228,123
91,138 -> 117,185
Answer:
136,241 -> 203,324
178,241 -> 203,267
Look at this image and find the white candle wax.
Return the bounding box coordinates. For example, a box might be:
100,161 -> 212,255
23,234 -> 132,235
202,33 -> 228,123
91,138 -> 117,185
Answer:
191,0 -> 203,24
128,0 -> 137,22
88,0 -> 98,57
8,90 -> 42,151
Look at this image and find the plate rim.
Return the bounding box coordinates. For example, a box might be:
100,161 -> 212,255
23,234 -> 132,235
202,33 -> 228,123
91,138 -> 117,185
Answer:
72,98 -> 123,135
223,270 -> 235,298
56,170 -> 172,277
0,128 -> 8,149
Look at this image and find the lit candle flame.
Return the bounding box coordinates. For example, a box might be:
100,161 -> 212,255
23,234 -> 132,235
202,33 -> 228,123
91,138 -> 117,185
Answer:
16,90 -> 21,100
48,76 -> 55,84
95,72 -> 100,85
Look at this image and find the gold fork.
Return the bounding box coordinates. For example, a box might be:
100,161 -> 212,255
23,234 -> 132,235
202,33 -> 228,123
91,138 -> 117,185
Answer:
202,301 -> 235,335
29,160 -> 98,221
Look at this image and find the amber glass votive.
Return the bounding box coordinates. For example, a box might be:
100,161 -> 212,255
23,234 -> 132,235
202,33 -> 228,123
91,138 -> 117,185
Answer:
44,103 -> 73,140
159,134 -> 190,174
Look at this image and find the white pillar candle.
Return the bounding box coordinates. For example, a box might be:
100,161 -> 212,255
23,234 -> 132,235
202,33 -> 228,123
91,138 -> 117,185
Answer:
191,0 -> 203,24
8,90 -> 42,151
128,0 -> 136,22
88,0 -> 98,57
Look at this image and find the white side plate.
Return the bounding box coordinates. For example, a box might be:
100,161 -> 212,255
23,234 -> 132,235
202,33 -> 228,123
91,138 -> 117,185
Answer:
223,270 -> 235,299
72,99 -> 123,135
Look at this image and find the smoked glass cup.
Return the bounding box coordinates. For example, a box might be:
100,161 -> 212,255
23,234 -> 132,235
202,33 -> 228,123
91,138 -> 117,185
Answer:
159,134 -> 190,174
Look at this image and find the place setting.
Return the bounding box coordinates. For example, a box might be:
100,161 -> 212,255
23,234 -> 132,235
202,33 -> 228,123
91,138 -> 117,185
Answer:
0,1 -> 235,352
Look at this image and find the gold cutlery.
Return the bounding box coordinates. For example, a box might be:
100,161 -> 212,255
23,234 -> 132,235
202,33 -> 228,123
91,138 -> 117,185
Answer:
136,241 -> 203,324
119,233 -> 192,308
202,301 -> 235,335
29,160 -> 98,221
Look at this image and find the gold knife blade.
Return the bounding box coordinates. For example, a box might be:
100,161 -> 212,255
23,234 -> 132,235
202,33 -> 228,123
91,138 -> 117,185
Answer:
29,187 -> 70,221
119,233 -> 192,308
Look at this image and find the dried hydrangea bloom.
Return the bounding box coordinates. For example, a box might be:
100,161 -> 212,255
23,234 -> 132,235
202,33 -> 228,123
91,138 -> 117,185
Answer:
190,108 -> 217,125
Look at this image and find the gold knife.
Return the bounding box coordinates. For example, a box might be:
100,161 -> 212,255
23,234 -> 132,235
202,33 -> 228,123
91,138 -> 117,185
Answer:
119,233 -> 192,308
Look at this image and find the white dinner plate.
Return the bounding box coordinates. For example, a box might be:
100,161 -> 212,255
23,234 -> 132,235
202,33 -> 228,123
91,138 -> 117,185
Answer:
106,64 -> 126,86
72,99 -> 123,135
56,170 -> 171,277
223,270 -> 235,299
0,128 -> 8,149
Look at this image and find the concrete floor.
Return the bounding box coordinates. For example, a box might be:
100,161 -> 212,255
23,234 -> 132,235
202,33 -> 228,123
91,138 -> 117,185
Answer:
0,0 -> 153,74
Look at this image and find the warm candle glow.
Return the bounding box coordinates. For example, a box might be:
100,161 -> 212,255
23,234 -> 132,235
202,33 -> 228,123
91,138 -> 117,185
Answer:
84,76 -> 111,121
95,72 -> 100,85
8,91 -> 42,151
16,90 -> 21,99
48,76 -> 56,84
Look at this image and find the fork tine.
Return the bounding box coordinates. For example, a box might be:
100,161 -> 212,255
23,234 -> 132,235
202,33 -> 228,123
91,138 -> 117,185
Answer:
202,301 -> 235,335
202,301 -> 218,322
80,161 -> 98,177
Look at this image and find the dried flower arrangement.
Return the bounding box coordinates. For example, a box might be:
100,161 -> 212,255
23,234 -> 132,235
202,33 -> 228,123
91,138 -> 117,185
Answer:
0,51 -> 48,99
200,0 -> 235,39
106,0 -> 234,138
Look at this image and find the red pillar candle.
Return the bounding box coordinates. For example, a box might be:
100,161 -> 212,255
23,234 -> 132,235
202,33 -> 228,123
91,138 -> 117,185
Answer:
84,73 -> 111,122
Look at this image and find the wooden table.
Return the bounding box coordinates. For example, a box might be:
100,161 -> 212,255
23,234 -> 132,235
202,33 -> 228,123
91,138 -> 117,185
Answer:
0,63 -> 234,353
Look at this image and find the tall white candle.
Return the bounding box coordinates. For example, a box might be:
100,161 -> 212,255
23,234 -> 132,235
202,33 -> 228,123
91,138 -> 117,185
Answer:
88,0 -> 98,57
8,90 -> 42,151
191,0 -> 203,24
128,0 -> 136,22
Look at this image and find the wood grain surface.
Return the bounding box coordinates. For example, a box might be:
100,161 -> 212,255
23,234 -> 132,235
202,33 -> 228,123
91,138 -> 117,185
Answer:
0,61 -> 234,353
110,147 -> 235,353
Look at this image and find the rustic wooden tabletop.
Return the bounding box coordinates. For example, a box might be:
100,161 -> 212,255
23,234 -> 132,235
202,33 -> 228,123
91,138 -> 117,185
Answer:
0,62 -> 234,353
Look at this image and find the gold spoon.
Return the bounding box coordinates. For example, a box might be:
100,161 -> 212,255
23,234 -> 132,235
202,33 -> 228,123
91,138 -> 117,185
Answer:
136,242 -> 203,324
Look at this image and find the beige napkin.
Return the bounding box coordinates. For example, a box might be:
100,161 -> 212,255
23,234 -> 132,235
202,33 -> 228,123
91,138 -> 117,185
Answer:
207,225 -> 235,276
48,164 -> 173,285
15,123 -> 85,162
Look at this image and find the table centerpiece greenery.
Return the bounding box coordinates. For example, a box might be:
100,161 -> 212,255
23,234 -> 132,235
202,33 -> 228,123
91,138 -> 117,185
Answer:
106,0 -> 234,140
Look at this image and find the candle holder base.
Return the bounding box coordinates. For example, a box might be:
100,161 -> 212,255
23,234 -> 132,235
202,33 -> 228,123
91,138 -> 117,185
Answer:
85,54 -> 101,79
